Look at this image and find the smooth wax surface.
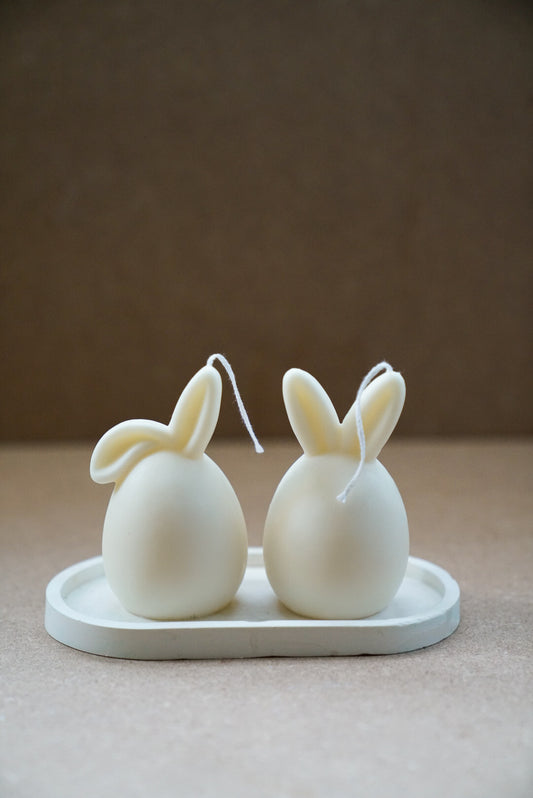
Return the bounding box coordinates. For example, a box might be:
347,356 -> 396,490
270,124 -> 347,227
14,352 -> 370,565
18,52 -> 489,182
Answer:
102,451 -> 247,619
264,368 -> 409,619
91,365 -> 248,620
264,456 -> 408,619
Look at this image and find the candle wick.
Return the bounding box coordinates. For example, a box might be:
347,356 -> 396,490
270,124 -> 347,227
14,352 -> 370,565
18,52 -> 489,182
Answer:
336,361 -> 393,503
207,353 -> 264,453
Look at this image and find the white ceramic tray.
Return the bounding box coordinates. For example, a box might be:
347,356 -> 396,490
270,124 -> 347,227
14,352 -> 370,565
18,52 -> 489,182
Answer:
45,547 -> 460,659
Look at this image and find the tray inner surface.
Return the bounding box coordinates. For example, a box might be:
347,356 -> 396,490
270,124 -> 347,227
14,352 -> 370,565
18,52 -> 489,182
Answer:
63,557 -> 444,626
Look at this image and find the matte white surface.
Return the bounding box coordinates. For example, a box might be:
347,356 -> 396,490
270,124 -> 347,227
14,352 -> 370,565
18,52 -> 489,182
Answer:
90,364 -> 248,619
45,547 -> 460,659
264,368 -> 409,618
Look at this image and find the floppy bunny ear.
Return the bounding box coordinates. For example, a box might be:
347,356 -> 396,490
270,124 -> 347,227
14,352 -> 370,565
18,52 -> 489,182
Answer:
341,370 -> 405,461
283,369 -> 340,455
169,364 -> 222,458
90,420 -> 169,485
90,365 -> 222,484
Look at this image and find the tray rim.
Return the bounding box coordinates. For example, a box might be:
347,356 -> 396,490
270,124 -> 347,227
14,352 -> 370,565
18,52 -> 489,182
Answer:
45,547 -> 460,635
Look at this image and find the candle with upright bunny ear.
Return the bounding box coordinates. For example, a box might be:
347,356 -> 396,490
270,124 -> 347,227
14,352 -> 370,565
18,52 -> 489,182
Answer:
90,355 -> 262,621
263,363 -> 409,620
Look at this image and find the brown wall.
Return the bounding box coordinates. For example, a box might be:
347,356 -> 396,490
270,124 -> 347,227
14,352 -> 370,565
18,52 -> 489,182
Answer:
1,1 -> 531,441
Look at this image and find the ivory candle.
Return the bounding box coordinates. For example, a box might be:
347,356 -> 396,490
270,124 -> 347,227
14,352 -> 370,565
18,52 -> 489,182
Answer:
90,360 -> 257,621
263,364 -> 409,620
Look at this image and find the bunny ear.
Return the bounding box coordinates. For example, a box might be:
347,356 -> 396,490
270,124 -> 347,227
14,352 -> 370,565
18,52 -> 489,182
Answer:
90,419 -> 170,484
91,366 -> 222,483
283,369 -> 340,455
169,364 -> 222,458
341,371 -> 405,460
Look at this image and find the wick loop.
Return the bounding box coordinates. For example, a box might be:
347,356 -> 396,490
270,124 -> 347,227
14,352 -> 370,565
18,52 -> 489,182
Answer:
336,361 -> 393,503
207,353 -> 264,453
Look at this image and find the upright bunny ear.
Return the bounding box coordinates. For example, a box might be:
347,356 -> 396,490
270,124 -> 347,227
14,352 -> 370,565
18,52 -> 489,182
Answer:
169,364 -> 222,458
283,369 -> 340,455
341,370 -> 405,461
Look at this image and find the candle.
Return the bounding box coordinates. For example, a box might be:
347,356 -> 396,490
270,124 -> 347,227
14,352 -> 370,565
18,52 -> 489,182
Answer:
90,362 -> 252,620
263,364 -> 409,619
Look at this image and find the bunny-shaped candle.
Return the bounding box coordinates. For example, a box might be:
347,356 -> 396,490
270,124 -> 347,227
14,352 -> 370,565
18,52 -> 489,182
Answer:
263,364 -> 409,619
90,363 -> 249,620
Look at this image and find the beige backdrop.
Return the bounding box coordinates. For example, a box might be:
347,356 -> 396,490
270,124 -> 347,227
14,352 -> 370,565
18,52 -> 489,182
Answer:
1,0 -> 531,441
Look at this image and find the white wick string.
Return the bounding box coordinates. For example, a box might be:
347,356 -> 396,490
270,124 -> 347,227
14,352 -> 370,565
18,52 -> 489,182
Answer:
336,361 -> 393,504
207,353 -> 264,453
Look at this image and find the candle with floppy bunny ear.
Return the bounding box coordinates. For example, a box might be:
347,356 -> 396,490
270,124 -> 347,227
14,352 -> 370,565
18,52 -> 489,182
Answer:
263,363 -> 409,619
90,356 -> 261,620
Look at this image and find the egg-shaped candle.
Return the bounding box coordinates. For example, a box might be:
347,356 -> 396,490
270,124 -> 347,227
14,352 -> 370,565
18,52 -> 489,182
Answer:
90,364 -> 248,620
263,365 -> 409,620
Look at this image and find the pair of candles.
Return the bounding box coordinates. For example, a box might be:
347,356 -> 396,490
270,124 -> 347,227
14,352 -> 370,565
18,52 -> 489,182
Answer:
90,354 -> 408,621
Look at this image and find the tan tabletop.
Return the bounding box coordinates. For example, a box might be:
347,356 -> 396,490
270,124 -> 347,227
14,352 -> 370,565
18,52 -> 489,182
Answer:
1,439 -> 532,797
